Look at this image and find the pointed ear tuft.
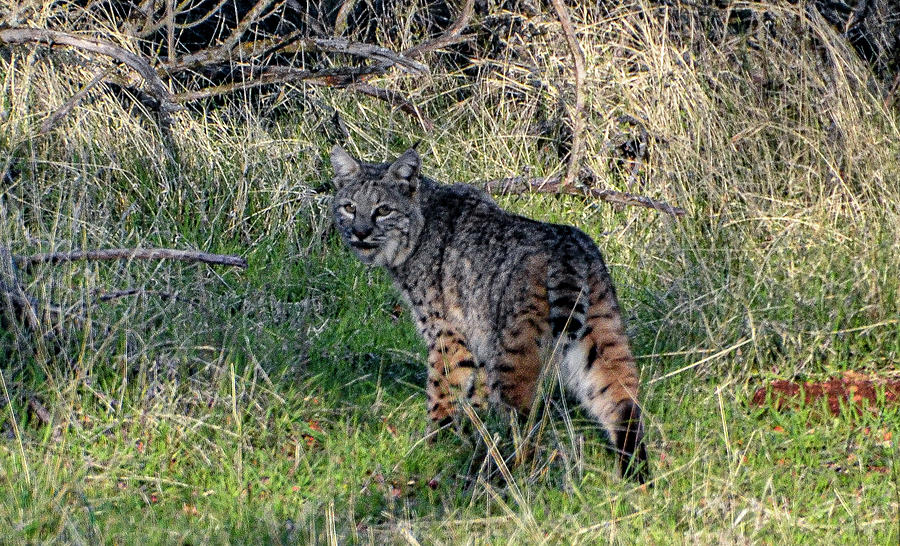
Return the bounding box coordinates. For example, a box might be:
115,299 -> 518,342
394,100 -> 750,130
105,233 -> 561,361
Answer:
388,148 -> 420,196
330,145 -> 361,183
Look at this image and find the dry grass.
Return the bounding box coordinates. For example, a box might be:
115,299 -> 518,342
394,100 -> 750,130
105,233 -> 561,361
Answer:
1,1 -> 898,543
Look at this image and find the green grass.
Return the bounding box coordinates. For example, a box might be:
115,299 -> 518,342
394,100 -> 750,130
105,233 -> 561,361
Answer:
2,1 -> 900,543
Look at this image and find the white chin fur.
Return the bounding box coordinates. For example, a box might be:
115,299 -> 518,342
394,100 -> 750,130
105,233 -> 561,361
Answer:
372,239 -> 400,267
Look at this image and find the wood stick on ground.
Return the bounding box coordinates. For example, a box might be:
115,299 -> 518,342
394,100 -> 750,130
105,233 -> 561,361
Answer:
403,0 -> 475,59
549,0 -> 587,192
0,28 -> 180,115
17,248 -> 248,270
483,175 -> 686,217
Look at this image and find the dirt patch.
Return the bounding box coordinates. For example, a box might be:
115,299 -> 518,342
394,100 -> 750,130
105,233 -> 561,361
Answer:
752,371 -> 900,416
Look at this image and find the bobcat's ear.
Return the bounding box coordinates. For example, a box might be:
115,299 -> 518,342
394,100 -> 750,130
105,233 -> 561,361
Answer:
388,148 -> 420,197
330,145 -> 361,186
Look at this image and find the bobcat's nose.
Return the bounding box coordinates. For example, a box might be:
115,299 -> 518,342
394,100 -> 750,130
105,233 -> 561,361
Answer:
351,223 -> 373,240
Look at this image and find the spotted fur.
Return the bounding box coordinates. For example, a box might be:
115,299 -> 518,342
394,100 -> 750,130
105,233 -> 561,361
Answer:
331,146 -> 649,483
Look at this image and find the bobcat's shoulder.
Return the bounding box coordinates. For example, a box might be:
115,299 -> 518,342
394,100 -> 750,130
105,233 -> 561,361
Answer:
331,146 -> 649,483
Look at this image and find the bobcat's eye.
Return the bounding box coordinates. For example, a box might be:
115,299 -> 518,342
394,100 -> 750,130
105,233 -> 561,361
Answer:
342,203 -> 356,215
373,205 -> 392,219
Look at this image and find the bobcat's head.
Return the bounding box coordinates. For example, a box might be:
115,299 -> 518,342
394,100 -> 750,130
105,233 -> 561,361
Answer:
330,146 -> 425,268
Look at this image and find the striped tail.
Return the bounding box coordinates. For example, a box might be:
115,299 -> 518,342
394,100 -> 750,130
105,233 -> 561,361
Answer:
576,261 -> 649,483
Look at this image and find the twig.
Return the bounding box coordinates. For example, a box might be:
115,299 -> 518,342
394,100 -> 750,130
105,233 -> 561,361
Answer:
155,1 -> 277,70
16,248 -> 248,270
0,27 -> 180,115
483,174 -> 686,217
40,67 -> 111,135
172,66 -> 432,130
348,83 -> 434,131
549,0 -> 586,192
95,288 -> 180,303
403,0 -> 476,59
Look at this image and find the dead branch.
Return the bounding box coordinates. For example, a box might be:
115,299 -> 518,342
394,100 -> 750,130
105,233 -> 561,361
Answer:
171,65 -> 383,102
0,247 -> 72,330
549,0 -> 586,191
95,288 -> 186,303
334,0 -> 358,37
349,83 -> 434,131
164,36 -> 427,76
157,31 -> 307,73
165,0 -> 176,64
138,0 -> 225,37
40,67 -> 110,135
220,0 -> 278,53
484,174 -> 686,217
403,0 -> 476,59
1,246 -> 42,331
17,248 -> 248,270
300,38 -> 428,74
0,27 -> 180,115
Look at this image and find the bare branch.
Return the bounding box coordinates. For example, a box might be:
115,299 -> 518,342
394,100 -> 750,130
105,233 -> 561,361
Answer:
221,0 -> 278,52
136,0 -> 231,37
166,0 -> 176,64
349,83 -> 434,131
40,67 -> 111,135
17,248 -> 249,270
549,0 -> 586,191
164,36 -> 427,76
403,0 -> 475,59
334,0 -> 358,37
0,247 -> 70,329
95,288 -> 184,303
301,38 -> 428,75
171,65 -> 384,102
0,27 -> 180,115
483,174 -> 686,217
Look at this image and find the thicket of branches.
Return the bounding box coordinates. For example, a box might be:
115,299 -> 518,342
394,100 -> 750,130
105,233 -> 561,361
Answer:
2,1 -> 897,126
1,0 -> 898,340
0,0 -> 895,295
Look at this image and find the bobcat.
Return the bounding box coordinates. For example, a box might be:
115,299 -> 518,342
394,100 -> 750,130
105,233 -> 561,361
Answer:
330,145 -> 649,483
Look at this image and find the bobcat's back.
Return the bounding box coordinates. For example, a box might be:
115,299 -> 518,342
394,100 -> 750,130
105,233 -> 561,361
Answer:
331,146 -> 649,483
